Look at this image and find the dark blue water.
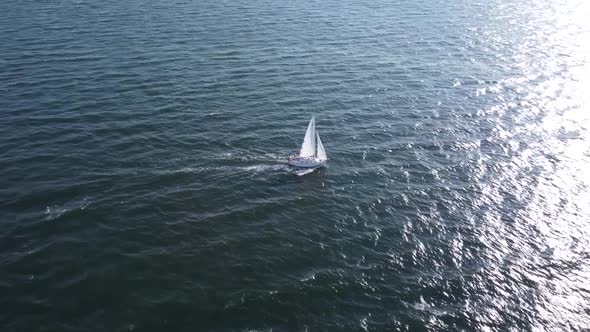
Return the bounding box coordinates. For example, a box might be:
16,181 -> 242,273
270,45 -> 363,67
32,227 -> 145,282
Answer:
2,0 -> 590,330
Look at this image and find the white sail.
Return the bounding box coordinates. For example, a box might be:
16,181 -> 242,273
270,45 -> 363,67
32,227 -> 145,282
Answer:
299,116 -> 316,158
316,132 -> 327,161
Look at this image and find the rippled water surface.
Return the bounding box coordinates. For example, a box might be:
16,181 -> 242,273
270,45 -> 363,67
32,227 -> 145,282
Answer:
2,0 -> 590,330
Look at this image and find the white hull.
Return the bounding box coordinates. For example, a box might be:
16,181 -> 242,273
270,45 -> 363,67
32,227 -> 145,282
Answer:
288,157 -> 325,168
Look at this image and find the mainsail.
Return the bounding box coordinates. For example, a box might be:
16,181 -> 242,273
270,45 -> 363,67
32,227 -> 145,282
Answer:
299,116 -> 316,158
316,132 -> 327,161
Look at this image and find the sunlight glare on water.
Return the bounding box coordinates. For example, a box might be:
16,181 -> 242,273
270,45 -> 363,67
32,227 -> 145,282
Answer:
461,1 -> 590,329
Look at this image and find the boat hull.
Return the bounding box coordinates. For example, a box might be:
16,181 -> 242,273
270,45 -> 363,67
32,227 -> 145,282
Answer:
288,157 -> 325,168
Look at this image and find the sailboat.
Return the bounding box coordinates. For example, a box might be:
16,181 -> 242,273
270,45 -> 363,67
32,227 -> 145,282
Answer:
288,116 -> 327,168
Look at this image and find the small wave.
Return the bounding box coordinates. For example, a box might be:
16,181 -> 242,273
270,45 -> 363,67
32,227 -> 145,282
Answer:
44,197 -> 90,221
300,272 -> 316,282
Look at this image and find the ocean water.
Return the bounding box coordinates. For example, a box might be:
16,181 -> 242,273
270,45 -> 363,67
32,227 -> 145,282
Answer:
1,0 -> 590,330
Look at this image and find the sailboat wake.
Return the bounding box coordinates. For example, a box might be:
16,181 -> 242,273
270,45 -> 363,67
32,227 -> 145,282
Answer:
295,168 -> 317,176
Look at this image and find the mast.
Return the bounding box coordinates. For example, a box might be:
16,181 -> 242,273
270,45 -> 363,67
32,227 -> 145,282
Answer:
314,128 -> 317,158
